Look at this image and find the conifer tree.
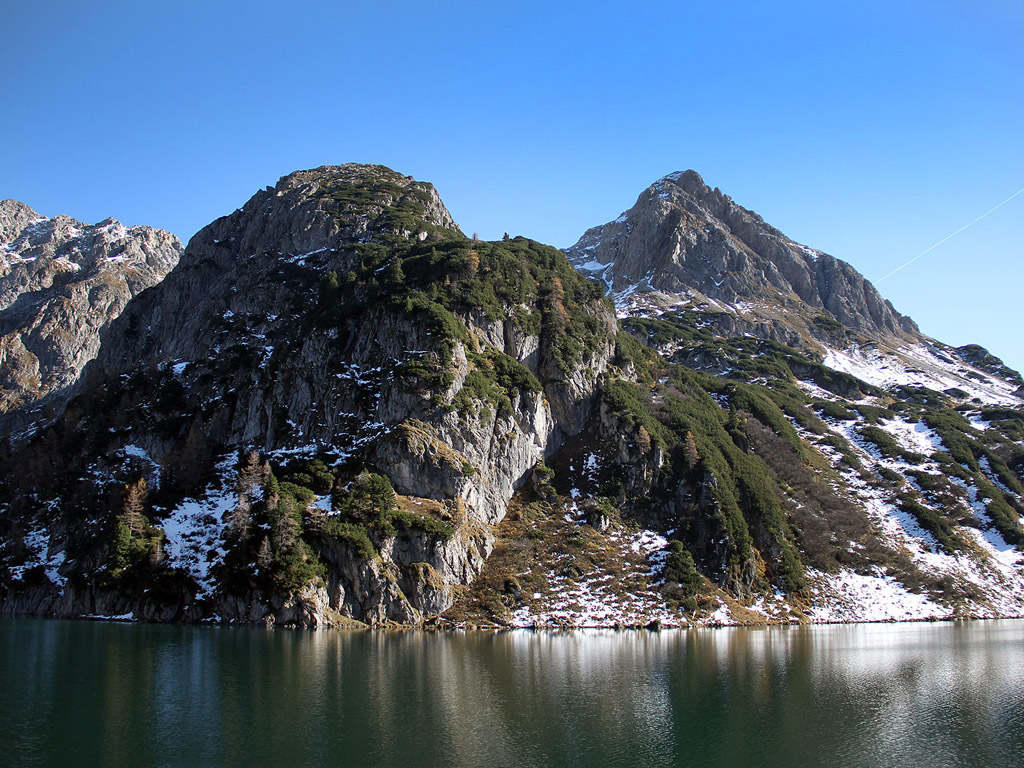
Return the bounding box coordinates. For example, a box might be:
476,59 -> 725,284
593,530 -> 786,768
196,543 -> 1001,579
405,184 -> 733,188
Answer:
637,425 -> 652,454
257,536 -> 272,568
123,478 -> 148,539
384,258 -> 405,285
683,431 -> 701,470
236,450 -> 266,498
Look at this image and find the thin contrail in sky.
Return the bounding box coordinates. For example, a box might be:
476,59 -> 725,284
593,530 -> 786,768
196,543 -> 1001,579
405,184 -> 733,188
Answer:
877,186 -> 1024,283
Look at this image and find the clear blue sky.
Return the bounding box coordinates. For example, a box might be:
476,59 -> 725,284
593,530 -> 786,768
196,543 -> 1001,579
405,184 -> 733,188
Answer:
3,1 -> 1022,373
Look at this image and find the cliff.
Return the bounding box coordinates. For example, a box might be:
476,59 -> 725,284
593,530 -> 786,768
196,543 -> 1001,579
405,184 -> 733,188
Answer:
0,165 -> 617,625
1,165 -> 1021,628
0,200 -> 181,435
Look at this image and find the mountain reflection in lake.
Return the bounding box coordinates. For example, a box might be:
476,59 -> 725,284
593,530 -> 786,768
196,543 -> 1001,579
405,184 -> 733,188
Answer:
3,620 -> 1023,767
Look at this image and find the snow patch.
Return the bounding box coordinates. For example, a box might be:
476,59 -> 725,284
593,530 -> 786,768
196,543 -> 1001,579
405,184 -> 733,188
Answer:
8,523 -> 67,587
877,417 -> 944,456
807,569 -> 947,623
822,343 -> 1021,406
159,457 -> 237,598
284,247 -> 327,266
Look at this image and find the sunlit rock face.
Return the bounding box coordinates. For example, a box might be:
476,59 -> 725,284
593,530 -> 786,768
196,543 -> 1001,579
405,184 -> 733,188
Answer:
0,199 -> 181,430
0,165 -> 618,626
1,167 -> 1022,630
566,170 -> 918,348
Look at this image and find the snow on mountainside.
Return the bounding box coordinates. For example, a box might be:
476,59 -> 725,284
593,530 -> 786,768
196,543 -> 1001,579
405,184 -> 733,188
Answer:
821,342 -> 1022,407
567,170 -> 1022,410
1,166 -> 1021,629
603,289 -> 1021,410
560,170 -> 1024,625
795,385 -> 1024,622
0,200 -> 182,433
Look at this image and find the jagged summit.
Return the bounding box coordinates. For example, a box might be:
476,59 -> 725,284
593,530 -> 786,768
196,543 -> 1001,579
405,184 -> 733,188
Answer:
657,169 -> 721,198
566,170 -> 918,345
193,163 -> 462,256
0,202 -> 181,429
566,172 -> 1021,408
2,164 -> 1022,630
95,164 -> 465,374
0,200 -> 44,243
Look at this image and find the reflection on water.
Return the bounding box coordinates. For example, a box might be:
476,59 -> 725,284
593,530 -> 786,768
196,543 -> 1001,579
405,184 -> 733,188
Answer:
3,620 -> 1023,767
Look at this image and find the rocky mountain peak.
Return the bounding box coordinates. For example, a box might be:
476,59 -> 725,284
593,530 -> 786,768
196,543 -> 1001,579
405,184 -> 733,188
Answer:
566,172 -> 918,347
0,200 -> 43,243
659,169 -> 714,198
0,205 -> 181,430
100,165 -> 466,374
192,163 -> 461,262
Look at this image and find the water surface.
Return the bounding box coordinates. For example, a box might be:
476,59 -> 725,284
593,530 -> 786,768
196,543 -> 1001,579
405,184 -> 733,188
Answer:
2,619 -> 1023,767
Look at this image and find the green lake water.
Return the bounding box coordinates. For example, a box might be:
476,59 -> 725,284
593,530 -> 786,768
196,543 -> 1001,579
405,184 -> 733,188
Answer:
2,618 -> 1023,767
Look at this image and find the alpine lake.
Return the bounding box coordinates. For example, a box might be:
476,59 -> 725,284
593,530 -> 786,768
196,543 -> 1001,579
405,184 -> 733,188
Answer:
2,618 -> 1023,767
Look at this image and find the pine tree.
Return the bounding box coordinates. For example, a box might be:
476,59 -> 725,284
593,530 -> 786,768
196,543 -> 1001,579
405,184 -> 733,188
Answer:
726,406 -> 749,452
637,425 -> 652,454
321,270 -> 340,294
683,431 -> 701,470
108,477 -> 150,577
273,501 -> 299,554
123,478 -> 148,539
110,516 -> 132,573
263,472 -> 280,511
235,450 -> 266,498
148,536 -> 165,567
257,536 -> 272,568
384,258 -> 405,286
726,405 -> 739,432
229,497 -> 251,539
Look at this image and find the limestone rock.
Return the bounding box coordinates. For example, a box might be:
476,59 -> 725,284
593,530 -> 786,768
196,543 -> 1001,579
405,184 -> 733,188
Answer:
1,165 -> 616,627
0,200 -> 181,432
565,170 -> 918,345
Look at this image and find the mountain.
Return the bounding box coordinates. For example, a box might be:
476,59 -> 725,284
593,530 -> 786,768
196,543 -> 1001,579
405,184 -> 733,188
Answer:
563,170 -> 1024,622
567,171 -> 1024,406
1,165 -> 1022,627
0,165 -> 617,625
566,170 -> 917,343
0,200 -> 181,436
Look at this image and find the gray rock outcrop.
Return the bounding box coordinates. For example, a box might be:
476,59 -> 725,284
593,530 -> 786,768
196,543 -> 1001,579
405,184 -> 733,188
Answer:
0,200 -> 181,431
26,164 -> 615,626
565,170 -> 919,344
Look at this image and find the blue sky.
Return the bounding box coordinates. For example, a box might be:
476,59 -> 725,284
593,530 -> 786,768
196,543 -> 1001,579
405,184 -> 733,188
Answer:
3,0 -> 1022,372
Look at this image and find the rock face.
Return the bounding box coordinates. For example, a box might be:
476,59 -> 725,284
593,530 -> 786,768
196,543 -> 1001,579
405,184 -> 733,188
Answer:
572,172 -> 1022,410
92,165 -> 612,520
2,165 -> 1022,630
1,165 -> 616,627
566,170 -> 918,345
0,200 -> 181,430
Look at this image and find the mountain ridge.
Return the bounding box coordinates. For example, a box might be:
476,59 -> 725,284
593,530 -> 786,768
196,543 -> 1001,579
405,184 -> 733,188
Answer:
566,169 -> 920,348
0,200 -> 182,435
1,164 -> 1022,628
566,170 -> 1022,410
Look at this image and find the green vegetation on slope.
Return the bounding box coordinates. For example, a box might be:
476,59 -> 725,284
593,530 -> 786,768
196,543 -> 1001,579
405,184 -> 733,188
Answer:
600,360 -> 807,594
